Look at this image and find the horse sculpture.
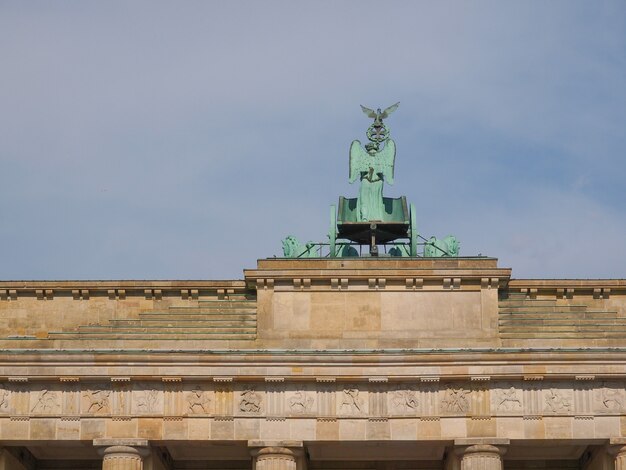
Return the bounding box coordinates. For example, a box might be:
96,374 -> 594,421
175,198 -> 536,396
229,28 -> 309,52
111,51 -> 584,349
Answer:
424,235 -> 460,257
282,235 -> 318,258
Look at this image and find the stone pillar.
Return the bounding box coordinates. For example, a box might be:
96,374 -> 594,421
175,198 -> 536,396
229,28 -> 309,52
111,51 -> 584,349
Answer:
95,439 -> 150,470
455,439 -> 508,470
615,447 -> 626,469
609,438 -> 626,470
249,441 -> 304,470
251,447 -> 298,470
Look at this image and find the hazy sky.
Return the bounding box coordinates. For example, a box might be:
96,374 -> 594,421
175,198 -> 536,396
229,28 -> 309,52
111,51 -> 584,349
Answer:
1,1 -> 624,280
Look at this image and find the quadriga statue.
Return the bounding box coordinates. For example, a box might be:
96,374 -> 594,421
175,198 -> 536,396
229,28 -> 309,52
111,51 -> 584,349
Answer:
424,235 -> 460,257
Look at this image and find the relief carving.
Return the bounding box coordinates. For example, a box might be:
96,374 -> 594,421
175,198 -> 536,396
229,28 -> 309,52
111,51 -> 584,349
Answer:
496,386 -> 522,411
601,386 -> 624,411
239,389 -> 261,413
0,389 -> 9,411
187,386 -> 211,414
392,390 -> 418,412
84,389 -> 111,414
545,388 -> 572,413
289,391 -> 313,414
442,386 -> 470,413
340,388 -> 363,414
136,389 -> 160,413
31,390 -> 58,413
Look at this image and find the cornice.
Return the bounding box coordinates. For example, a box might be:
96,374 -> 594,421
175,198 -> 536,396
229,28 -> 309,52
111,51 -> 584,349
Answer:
0,280 -> 248,301
2,349 -> 626,382
1,347 -> 626,361
508,278 -> 626,297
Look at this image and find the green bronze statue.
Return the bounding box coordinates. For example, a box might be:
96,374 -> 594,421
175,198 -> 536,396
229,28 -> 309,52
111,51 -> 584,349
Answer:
282,235 -> 318,258
424,235 -> 460,257
349,103 -> 400,221
280,102 -> 461,259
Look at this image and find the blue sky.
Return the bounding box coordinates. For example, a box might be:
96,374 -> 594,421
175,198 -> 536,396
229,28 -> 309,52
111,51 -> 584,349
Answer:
0,1 -> 624,280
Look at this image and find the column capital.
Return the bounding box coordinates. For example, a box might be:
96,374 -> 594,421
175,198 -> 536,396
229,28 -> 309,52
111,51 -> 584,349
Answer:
100,446 -> 151,459
455,438 -> 508,455
94,438 -> 149,448
249,443 -> 303,470
94,439 -> 151,461
248,440 -> 303,448
458,444 -> 507,457
454,439 -> 508,469
248,440 -> 304,459
250,446 -> 303,459
609,439 -> 626,470
454,438 -> 510,447
608,438 -> 626,457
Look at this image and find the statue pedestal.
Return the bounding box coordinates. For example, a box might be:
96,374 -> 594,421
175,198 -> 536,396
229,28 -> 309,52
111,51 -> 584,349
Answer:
245,257 -> 510,350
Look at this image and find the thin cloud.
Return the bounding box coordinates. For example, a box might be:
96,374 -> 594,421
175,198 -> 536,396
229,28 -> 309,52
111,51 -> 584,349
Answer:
0,1 -> 624,279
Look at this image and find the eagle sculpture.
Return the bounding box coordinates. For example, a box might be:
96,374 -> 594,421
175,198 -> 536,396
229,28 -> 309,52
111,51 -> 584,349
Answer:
360,102 -> 400,126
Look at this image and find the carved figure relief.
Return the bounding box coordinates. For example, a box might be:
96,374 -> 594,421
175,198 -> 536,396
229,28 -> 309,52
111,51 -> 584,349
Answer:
289,391 -> 313,414
84,389 -> 111,413
601,387 -> 623,411
239,389 -> 261,413
31,390 -> 58,413
187,386 -> 211,414
392,390 -> 418,412
0,389 -> 9,411
544,389 -> 572,413
442,386 -> 470,413
340,388 -> 362,414
496,387 -> 522,411
136,389 -> 160,413
15,379 -> 626,419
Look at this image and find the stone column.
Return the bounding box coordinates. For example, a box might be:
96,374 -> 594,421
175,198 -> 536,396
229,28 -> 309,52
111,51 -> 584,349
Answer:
609,438 -> 626,470
455,439 -> 508,470
614,447 -> 626,469
95,439 -> 150,470
251,447 -> 298,470
249,441 -> 304,470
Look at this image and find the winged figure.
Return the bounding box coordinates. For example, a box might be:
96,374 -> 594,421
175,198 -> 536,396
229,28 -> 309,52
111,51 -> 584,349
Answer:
349,138 -> 396,221
360,102 -> 400,126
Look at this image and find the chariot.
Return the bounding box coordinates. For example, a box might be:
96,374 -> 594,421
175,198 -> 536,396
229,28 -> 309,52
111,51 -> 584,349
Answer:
329,196 -> 418,257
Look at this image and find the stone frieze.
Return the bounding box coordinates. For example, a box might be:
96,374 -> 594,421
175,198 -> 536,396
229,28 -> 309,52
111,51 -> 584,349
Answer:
0,379 -> 624,419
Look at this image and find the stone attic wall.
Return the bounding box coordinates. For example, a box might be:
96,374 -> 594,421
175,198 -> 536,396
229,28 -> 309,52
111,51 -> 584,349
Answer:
502,279 -> 626,348
0,260 -> 624,349
0,281 -> 253,349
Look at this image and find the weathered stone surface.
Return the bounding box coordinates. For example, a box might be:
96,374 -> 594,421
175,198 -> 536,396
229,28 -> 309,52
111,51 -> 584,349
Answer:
0,258 -> 623,467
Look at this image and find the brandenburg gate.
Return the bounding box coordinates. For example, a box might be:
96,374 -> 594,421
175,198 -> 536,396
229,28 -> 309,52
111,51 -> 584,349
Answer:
0,105 -> 624,469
